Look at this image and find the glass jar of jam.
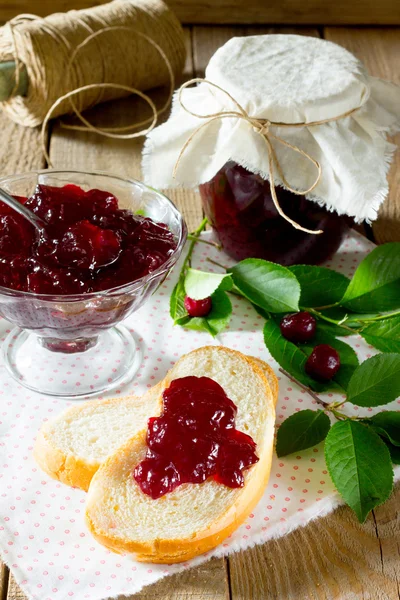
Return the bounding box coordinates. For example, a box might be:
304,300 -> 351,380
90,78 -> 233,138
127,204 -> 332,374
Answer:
199,161 -> 351,266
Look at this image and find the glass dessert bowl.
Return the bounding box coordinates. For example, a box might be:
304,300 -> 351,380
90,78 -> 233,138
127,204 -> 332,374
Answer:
0,170 -> 187,398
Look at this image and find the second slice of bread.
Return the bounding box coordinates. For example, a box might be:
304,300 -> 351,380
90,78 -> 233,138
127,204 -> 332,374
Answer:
85,346 -> 276,563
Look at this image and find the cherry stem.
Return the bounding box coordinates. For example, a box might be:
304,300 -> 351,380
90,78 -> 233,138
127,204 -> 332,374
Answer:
306,307 -> 359,334
183,217 -> 208,270
278,368 -> 351,421
187,234 -> 222,250
312,302 -> 340,311
278,368 -> 330,407
206,257 -> 229,271
351,309 -> 400,323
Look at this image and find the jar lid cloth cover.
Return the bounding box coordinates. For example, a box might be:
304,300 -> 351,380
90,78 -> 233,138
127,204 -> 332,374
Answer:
142,35 -> 400,223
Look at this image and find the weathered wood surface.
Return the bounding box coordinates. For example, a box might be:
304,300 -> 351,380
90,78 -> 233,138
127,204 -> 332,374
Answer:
0,24 -> 399,600
324,27 -> 400,245
0,0 -> 400,25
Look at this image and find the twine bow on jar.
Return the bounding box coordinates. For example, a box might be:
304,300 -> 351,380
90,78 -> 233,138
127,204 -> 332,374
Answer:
173,78 -> 362,235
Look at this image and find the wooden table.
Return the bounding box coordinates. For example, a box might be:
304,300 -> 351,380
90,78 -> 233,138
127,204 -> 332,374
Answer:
0,23 -> 399,600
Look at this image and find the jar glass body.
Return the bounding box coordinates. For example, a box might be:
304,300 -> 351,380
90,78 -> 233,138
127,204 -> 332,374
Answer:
199,162 -> 351,266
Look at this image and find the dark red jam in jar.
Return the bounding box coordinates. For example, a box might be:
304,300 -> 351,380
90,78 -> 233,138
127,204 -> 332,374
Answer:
0,184 -> 177,294
199,162 -> 351,266
134,376 -> 259,499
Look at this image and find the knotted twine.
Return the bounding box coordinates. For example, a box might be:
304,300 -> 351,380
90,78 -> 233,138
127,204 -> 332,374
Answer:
174,79 -> 363,234
0,0 -> 186,163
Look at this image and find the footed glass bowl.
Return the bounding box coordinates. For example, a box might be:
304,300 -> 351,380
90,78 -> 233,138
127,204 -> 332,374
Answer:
0,170 -> 187,398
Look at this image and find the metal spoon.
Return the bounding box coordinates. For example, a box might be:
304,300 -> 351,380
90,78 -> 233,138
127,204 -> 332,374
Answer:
0,187 -> 46,234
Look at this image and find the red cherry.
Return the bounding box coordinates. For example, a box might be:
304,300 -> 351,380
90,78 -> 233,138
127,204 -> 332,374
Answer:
56,220 -> 121,269
184,296 -> 212,317
0,214 -> 34,256
305,344 -> 341,381
280,311 -> 317,343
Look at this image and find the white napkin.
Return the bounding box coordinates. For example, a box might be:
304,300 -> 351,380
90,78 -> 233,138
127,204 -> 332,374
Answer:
142,35 -> 400,222
0,229 -> 399,600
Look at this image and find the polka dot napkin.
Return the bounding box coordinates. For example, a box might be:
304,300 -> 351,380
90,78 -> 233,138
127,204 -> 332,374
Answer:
0,230 -> 399,600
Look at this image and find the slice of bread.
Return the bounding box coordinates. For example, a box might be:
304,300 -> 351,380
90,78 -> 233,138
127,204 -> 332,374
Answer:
85,346 -> 276,563
34,386 -> 162,491
34,354 -> 278,492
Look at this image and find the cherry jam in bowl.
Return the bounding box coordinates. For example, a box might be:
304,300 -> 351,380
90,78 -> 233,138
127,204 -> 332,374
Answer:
199,162 -> 351,266
0,171 -> 187,398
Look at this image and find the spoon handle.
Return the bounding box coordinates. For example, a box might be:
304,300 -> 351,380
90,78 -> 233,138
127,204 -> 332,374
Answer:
0,187 -> 46,232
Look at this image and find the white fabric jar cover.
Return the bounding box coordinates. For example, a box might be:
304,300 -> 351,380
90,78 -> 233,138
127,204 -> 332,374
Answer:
142,34 -> 400,222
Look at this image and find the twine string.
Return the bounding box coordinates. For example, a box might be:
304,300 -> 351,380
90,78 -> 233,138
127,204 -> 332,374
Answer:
4,5 -> 178,164
174,78 -> 363,234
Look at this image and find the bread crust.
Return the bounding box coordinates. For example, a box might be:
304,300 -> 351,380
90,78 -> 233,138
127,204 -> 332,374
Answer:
34,395 -> 141,492
251,357 -> 279,406
34,428 -> 98,492
85,346 -> 276,563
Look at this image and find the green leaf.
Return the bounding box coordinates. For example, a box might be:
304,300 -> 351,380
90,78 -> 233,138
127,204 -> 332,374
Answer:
384,440 -> 400,464
229,258 -> 300,313
170,278 -> 188,322
317,321 -> 354,337
289,265 -> 350,308
363,412 -> 400,446
183,290 -> 232,337
325,420 -> 394,523
276,410 -> 331,457
346,353 -> 400,407
341,243 -> 400,312
184,268 -> 233,300
361,315 -> 400,353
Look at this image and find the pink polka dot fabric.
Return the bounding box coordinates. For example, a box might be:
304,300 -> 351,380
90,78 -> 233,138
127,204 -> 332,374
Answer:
0,230 -> 399,600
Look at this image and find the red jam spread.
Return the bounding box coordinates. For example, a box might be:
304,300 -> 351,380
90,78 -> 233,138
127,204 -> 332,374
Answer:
199,162 -> 351,266
0,184 -> 177,294
133,376 -> 259,499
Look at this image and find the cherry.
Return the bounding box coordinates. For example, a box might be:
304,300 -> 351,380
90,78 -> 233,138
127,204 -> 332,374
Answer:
184,295 -> 212,317
280,311 -> 317,343
85,189 -> 118,214
0,214 -> 34,256
56,220 -> 122,269
305,344 -> 341,381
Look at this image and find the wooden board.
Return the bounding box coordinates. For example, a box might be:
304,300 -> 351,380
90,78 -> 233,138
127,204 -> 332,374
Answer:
0,0 -> 400,25
324,28 -> 400,245
1,22 -> 400,600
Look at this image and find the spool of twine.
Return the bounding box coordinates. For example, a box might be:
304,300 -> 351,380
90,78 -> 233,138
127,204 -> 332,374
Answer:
0,0 -> 186,128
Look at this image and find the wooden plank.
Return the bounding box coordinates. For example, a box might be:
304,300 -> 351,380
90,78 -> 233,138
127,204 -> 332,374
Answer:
372,484 -> 400,597
0,115 -> 45,176
6,557 -> 229,600
5,578 -> 26,600
0,567 -> 9,600
0,0 -> 399,25
229,485 -> 400,600
324,27 -> 400,245
193,25 -> 320,75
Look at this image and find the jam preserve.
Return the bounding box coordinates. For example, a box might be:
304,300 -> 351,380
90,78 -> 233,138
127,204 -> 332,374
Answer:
134,376 -> 259,499
0,184 -> 177,294
199,162 -> 351,266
